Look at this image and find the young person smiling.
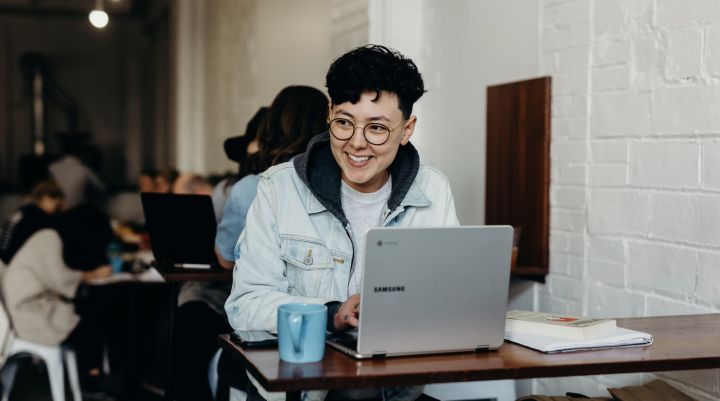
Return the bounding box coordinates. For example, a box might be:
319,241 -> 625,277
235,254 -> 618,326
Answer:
225,45 -> 459,401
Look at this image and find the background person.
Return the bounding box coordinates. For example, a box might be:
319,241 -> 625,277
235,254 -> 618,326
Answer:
171,173 -> 214,195
49,139 -> 105,209
214,86 -> 330,269
174,85 -> 329,401
212,107 -> 269,224
0,179 -> 65,265
154,167 -> 179,193
2,204 -> 114,398
138,168 -> 158,193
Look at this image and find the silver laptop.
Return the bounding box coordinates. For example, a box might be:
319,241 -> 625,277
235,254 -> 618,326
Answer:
326,226 -> 513,359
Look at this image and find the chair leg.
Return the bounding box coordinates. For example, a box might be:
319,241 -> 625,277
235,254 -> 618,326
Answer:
208,348 -> 222,400
64,348 -> 82,401
44,348 -> 66,401
1,359 -> 19,401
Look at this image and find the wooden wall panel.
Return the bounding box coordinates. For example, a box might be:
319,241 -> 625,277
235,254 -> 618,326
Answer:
486,77 -> 551,277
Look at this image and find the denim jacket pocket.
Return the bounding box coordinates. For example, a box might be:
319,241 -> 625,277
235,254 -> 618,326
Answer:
280,238 -> 334,297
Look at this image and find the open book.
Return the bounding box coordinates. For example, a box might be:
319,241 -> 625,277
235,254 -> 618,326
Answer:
505,327 -> 653,353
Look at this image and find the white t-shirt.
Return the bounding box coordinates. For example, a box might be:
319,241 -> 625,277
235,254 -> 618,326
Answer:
341,176 -> 392,296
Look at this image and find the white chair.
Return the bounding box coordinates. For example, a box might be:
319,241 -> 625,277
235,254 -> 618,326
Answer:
1,337 -> 82,401
208,348 -> 222,399
208,348 -> 247,401
423,380 -> 517,401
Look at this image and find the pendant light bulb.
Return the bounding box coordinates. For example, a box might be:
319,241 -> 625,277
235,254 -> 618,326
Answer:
89,0 -> 109,28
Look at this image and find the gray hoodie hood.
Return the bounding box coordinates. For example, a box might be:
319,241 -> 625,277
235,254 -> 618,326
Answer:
293,132 -> 420,226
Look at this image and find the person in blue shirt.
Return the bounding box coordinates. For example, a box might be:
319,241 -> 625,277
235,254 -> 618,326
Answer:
214,86 -> 330,268
211,107 -> 269,224
174,85 -> 329,401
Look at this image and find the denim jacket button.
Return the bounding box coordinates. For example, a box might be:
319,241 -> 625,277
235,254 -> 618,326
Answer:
304,256 -> 313,265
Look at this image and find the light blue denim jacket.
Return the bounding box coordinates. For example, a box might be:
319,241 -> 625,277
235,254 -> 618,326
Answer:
225,133 -> 459,401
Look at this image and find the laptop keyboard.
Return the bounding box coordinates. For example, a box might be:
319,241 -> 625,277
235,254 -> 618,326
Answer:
334,339 -> 357,351
328,334 -> 358,351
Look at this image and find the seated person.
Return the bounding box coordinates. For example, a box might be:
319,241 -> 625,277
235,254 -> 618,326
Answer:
154,167 -> 179,193
224,45 -> 459,401
172,173 -> 214,195
0,179 -> 65,265
212,107 -> 269,224
214,86 -> 330,269
2,205 -> 114,397
49,141 -> 105,209
139,168 -> 159,193
174,86 -> 329,401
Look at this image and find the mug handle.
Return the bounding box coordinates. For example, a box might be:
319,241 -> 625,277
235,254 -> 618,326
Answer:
288,313 -> 303,354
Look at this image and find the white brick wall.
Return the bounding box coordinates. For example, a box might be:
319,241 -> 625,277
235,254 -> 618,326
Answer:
540,0 -> 720,398
665,30 -> 703,80
629,141 -> 699,188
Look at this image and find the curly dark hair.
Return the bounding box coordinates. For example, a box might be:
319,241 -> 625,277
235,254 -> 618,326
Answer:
326,45 -> 426,119
246,86 -> 329,174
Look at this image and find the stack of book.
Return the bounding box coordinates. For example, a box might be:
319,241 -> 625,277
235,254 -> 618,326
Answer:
504,311 -> 653,353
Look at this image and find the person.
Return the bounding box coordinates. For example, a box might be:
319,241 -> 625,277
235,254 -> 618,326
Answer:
2,204 -> 114,398
139,168 -> 158,193
214,86 -> 329,269
172,173 -> 214,195
49,140 -> 105,209
224,45 -> 459,401
0,179 -> 65,265
211,107 -> 269,224
154,167 -> 179,193
173,86 -> 329,401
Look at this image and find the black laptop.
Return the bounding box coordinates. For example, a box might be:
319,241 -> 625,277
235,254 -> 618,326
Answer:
141,193 -> 219,269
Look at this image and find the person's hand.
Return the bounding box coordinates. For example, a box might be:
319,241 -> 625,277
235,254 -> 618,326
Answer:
334,294 -> 360,331
83,265 -> 113,282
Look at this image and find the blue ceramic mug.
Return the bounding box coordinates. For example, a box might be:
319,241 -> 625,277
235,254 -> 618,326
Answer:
277,303 -> 327,363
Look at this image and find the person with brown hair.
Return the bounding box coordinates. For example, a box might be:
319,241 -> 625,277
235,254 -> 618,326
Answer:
138,168 -> 158,193
154,167 -> 179,193
172,173 -> 214,195
215,85 -> 330,269
212,107 -> 269,224
3,204 -> 114,398
173,86 -> 328,401
0,179 -> 66,265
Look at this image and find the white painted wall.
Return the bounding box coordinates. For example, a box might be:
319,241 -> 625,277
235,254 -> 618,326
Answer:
174,0 -> 334,175
369,0 -> 540,225
538,0 -> 720,398
367,2 -> 541,398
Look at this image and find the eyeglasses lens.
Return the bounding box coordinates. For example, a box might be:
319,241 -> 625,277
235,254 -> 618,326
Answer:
329,119 -> 389,145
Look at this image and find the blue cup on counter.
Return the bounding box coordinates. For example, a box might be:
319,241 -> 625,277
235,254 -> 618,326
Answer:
277,303 -> 327,363
107,241 -> 124,274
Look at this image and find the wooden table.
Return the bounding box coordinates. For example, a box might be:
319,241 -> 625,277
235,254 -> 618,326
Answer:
155,263 -> 233,400
219,314 -> 720,401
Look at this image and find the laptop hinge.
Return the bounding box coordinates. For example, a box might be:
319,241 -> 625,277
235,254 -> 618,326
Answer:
372,351 -> 387,359
475,346 -> 490,352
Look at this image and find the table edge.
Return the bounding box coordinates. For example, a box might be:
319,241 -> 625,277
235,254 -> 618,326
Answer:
218,314 -> 720,391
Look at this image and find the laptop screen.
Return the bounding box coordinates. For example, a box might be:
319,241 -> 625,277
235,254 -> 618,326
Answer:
141,193 -> 218,266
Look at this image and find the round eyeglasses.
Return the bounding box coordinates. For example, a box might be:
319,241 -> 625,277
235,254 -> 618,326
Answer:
329,118 -> 406,146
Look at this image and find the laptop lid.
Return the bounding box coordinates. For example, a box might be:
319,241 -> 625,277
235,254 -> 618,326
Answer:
356,226 -> 513,356
141,193 -> 218,266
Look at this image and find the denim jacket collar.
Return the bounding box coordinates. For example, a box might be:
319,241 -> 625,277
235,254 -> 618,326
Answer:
293,132 -> 429,225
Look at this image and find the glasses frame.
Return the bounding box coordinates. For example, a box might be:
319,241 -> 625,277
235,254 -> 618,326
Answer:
328,117 -> 407,146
